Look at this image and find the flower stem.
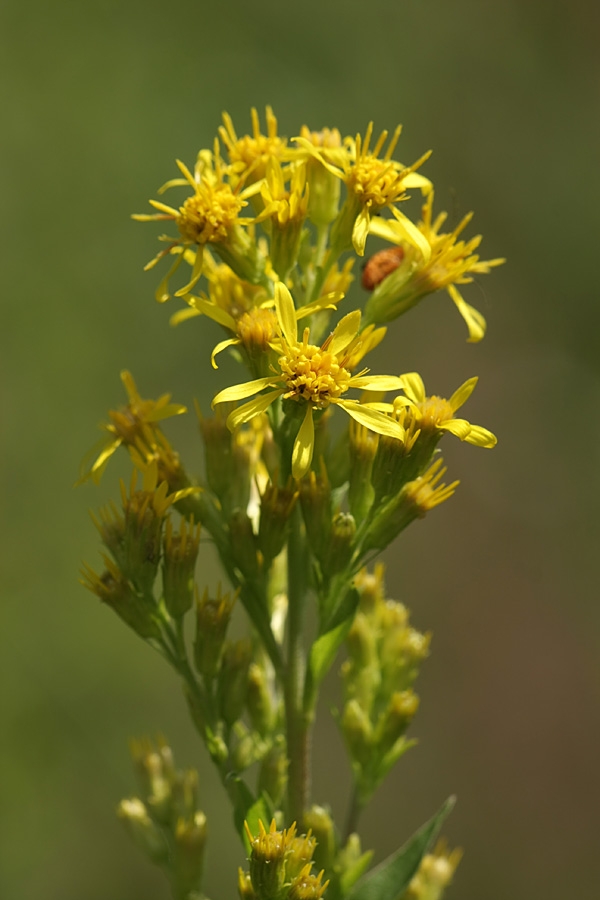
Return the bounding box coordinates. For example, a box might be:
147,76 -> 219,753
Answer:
284,507 -> 310,825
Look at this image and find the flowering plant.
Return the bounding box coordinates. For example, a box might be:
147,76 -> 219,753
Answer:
81,106 -> 502,900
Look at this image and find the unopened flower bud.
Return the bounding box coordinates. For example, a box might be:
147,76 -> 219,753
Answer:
300,126 -> 342,227
194,585 -> 235,677
341,699 -> 372,767
299,465 -> 332,564
257,736 -> 288,808
81,558 -> 160,639
117,797 -> 168,863
324,512 -> 356,575
258,479 -> 298,563
403,841 -> 462,900
162,516 -> 201,618
303,805 -> 336,872
348,421 -> 378,522
375,690 -> 420,756
229,509 -> 261,577
286,833 -> 318,881
239,868 -> 257,900
199,413 -> 234,503
218,639 -> 252,726
247,662 -> 276,735
173,811 -> 207,895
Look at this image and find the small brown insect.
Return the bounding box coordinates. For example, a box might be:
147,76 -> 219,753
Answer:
361,245 -> 405,291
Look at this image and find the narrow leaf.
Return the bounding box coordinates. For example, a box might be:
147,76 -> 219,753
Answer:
347,796 -> 456,900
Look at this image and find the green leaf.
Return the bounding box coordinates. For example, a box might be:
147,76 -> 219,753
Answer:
228,775 -> 273,852
309,617 -> 354,688
346,796 -> 456,900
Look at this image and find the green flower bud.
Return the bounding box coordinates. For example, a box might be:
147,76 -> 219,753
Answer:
286,834 -> 318,881
173,811 -> 207,896
375,690 -> 419,756
258,479 -> 298,564
402,841 -> 462,900
348,421 -> 378,522
194,585 -> 235,678
80,558 -> 160,639
298,465 -> 332,563
218,639 -> 252,726
229,509 -> 261,578
303,805 -> 336,873
324,512 -> 356,576
247,662 -> 276,736
117,797 -> 168,863
341,699 -> 372,767
257,736 -> 288,808
239,868 -> 257,900
162,515 -> 201,618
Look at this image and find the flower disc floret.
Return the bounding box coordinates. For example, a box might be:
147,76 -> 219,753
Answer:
279,333 -> 352,408
212,283 -> 406,479
176,184 -> 246,245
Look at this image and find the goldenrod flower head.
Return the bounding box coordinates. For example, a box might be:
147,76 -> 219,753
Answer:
295,122 -> 431,255
219,106 -> 287,185
129,427 -> 187,494
80,556 -> 160,639
254,158 -> 309,278
237,307 -> 279,354
79,371 -> 186,485
134,142 -> 261,299
289,865 -> 329,900
346,124 -> 429,213
212,282 -> 406,478
404,458 -> 459,516
256,158 -> 309,228
398,372 -> 497,447
245,818 -> 297,900
286,832 -> 318,879
368,191 -> 505,341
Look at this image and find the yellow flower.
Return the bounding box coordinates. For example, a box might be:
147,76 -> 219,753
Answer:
78,371 -> 187,484
398,372 -> 497,447
177,264 -> 342,370
132,141 -> 263,300
404,458 -> 460,515
367,191 -> 505,341
219,105 -> 288,186
253,158 -> 310,279
212,283 -> 406,479
294,122 -> 431,255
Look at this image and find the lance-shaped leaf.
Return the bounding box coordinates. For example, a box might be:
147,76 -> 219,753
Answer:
346,796 -> 455,900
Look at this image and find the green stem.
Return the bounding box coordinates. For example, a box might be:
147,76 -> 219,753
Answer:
344,784 -> 363,840
284,508 -> 310,825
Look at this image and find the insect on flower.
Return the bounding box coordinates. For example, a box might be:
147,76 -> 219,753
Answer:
362,246 -> 405,291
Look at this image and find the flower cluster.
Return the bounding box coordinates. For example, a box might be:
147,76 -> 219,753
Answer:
81,107 -> 502,900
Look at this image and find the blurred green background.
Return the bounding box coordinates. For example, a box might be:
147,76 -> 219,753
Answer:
2,0 -> 599,898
